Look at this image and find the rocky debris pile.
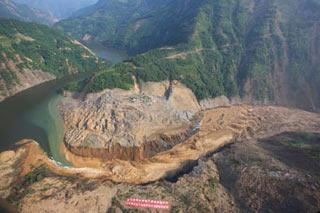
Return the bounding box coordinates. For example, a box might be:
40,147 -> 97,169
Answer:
51,105 -> 320,184
0,148 -> 26,198
60,81 -> 201,160
1,104 -> 320,212
199,95 -> 231,110
250,106 -> 320,138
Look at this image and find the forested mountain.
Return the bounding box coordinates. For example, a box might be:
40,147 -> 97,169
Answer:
57,0 -> 197,53
0,18 -> 104,101
13,0 -> 97,19
57,0 -> 320,111
0,0 -> 55,25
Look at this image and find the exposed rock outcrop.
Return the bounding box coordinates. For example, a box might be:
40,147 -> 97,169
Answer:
4,105 -> 317,185
60,81 -> 201,160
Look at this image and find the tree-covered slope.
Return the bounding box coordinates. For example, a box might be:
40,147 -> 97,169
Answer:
0,0 -> 55,25
0,18 -> 105,100
57,0 -> 320,111
56,0 -> 201,54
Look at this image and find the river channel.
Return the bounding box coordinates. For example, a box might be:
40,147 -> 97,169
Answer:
0,44 -> 127,166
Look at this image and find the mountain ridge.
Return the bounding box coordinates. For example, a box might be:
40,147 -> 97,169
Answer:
57,0 -> 320,112
0,18 -> 104,101
13,0 -> 97,19
0,0 -> 56,25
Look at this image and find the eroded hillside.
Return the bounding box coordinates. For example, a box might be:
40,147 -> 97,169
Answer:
0,99 -> 319,212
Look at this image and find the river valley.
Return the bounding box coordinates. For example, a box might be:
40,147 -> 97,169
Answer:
1,0 -> 320,211
0,42 -> 320,213
0,44 -> 127,166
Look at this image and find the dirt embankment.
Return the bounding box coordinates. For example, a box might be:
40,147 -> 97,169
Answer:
65,124 -> 196,160
2,133 -> 319,213
109,132 -> 320,212
1,105 -> 319,186
1,105 -> 320,212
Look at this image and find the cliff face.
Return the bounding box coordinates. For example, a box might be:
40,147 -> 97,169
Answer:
65,127 -> 196,160
60,81 -> 201,160
0,148 -> 25,198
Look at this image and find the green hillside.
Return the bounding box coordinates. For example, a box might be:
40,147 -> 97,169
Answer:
57,0 -> 184,54
0,18 -> 105,91
57,0 -> 320,111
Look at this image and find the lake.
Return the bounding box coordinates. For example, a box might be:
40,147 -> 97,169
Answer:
85,42 -> 128,63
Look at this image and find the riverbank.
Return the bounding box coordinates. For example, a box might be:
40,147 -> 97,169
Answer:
0,42 -> 128,167
0,69 -> 56,103
0,74 -> 93,167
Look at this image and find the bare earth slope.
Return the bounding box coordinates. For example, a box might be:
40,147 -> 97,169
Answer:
0,103 -> 319,212
1,105 -> 319,184
0,82 -> 320,212
60,81 -> 200,160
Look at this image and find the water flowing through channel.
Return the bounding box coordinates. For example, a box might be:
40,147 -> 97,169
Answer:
0,44 -> 127,166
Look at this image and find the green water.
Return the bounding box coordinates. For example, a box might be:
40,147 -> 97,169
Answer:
0,45 -> 126,167
85,42 -> 128,63
24,95 -> 70,166
0,74 -> 88,167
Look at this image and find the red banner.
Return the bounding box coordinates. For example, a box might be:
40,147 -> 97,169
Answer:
125,198 -> 170,209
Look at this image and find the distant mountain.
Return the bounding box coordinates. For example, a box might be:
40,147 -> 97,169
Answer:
0,0 -> 56,25
13,0 -> 97,19
57,0 -> 192,53
56,0 -> 320,112
0,18 -> 104,101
